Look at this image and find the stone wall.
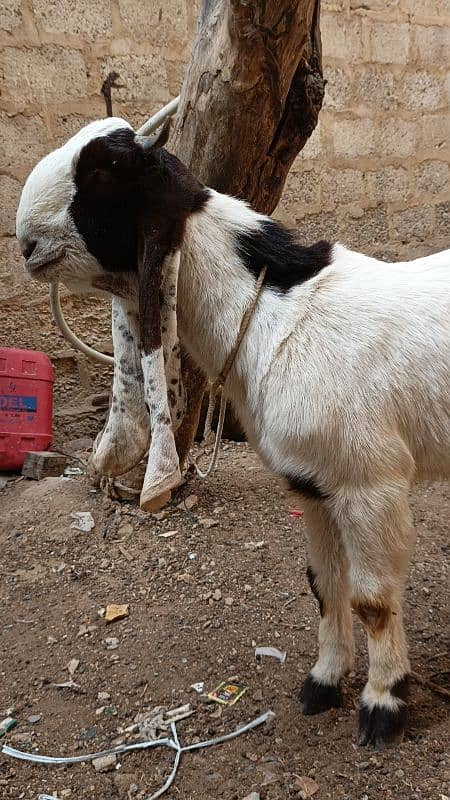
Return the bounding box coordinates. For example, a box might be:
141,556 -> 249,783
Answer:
276,0 -> 450,262
0,0 -> 449,440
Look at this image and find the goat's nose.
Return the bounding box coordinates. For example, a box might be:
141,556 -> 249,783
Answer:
22,240 -> 37,260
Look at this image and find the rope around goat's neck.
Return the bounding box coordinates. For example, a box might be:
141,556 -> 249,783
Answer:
190,266 -> 267,479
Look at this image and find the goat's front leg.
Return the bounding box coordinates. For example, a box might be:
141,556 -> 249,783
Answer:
299,498 -> 355,713
91,295 -> 150,477
139,245 -> 181,511
335,471 -> 415,748
160,251 -> 185,429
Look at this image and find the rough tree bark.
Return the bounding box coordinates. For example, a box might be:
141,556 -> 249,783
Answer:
172,0 -> 325,465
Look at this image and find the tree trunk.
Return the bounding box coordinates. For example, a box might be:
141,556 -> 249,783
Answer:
173,0 -> 324,464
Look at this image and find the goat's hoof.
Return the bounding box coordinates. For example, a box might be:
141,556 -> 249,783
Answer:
92,432 -> 149,478
299,674 -> 343,715
140,468 -> 181,512
358,701 -> 407,749
140,489 -> 172,512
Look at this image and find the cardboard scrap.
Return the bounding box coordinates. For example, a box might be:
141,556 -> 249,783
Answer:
105,604 -> 129,623
293,776 -> 319,799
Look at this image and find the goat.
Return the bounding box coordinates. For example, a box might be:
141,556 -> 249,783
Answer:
16,118 -> 450,749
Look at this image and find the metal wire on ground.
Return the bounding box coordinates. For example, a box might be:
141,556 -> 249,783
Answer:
1,711 -> 275,800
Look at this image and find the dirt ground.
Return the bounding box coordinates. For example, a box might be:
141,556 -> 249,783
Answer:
0,442 -> 448,800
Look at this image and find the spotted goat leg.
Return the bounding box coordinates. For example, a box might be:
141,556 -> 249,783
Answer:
139,241 -> 182,511
160,250 -> 186,430
91,293 -> 150,478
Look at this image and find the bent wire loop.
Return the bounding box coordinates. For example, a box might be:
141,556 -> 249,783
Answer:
1,710 -> 275,800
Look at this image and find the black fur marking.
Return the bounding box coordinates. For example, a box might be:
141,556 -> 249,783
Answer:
358,676 -> 409,748
391,676 -> 409,702
70,128 -> 209,354
167,388 -> 177,407
236,220 -> 332,293
70,128 -> 142,273
306,566 -> 324,616
286,474 -> 328,500
299,674 -> 343,715
70,127 -> 208,280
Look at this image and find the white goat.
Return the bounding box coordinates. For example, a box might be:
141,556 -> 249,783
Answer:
16,118 -> 450,749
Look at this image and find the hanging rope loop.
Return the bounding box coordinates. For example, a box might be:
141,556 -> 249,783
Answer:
189,266 -> 267,479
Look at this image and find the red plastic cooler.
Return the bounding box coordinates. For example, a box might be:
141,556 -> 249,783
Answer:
0,348 -> 54,471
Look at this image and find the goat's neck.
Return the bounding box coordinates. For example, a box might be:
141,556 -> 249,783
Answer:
177,190 -> 261,381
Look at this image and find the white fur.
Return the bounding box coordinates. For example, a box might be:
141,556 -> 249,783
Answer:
92,293 -> 150,478
179,190 -> 449,730
140,348 -> 181,508
16,121 -> 450,739
362,684 -> 406,713
16,118 -> 133,291
160,250 -> 185,429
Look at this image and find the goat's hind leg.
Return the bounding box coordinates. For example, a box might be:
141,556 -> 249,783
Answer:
299,499 -> 355,714
336,478 -> 415,748
92,295 -> 150,477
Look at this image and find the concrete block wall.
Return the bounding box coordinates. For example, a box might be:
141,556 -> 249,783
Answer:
276,0 -> 450,261
0,0 -> 201,437
0,0 -> 449,438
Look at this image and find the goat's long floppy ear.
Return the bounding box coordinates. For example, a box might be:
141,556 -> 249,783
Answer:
136,118 -> 171,153
137,226 -> 183,511
138,228 -> 168,354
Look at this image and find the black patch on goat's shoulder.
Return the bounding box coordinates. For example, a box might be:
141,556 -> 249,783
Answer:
70,127 -> 208,275
236,220 -> 332,292
286,474 -> 328,500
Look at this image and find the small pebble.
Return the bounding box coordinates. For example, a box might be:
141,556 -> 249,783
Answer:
93,753 -> 117,772
199,518 -> 218,529
118,522 -> 133,536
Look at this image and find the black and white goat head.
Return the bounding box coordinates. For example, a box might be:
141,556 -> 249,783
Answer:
17,117 -> 199,501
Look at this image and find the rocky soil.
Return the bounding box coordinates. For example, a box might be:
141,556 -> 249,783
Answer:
0,442 -> 448,800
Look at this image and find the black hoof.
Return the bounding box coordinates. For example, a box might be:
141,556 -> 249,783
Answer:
299,674 -> 343,715
358,677 -> 409,748
358,702 -> 407,748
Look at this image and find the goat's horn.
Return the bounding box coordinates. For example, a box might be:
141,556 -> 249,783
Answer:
137,118 -> 171,152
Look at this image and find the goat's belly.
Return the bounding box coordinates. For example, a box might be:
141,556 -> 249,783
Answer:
246,350 -> 450,492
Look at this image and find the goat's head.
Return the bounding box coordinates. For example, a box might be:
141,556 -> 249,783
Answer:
16,117 -> 170,292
